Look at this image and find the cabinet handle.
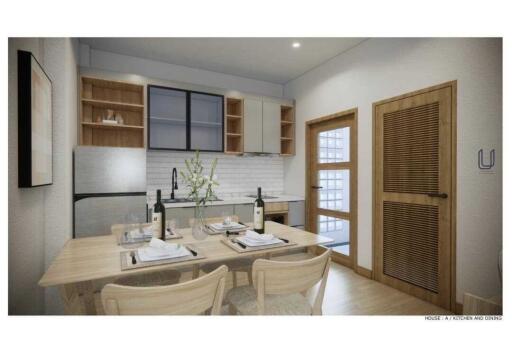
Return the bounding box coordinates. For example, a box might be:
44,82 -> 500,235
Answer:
311,186 -> 323,189
427,193 -> 448,198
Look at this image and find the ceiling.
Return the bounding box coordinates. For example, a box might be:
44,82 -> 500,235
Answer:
79,38 -> 367,84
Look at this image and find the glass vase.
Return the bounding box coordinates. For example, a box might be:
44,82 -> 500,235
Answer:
191,205 -> 208,240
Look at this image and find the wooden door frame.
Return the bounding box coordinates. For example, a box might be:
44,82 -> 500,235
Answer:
372,81 -> 457,312
305,108 -> 358,269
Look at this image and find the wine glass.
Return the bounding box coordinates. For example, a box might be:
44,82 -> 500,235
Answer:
221,211 -> 233,226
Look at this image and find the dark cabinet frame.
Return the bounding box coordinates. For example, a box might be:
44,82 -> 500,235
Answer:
147,84 -> 224,152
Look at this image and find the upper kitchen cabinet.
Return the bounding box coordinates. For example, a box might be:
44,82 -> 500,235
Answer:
225,97 -> 244,154
243,98 -> 263,153
148,85 -> 224,152
148,86 -> 187,150
243,98 -> 292,154
80,77 -> 145,148
280,105 -> 295,155
190,92 -> 223,151
262,101 -> 281,153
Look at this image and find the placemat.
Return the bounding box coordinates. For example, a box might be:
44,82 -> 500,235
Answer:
221,237 -> 297,253
120,245 -> 205,271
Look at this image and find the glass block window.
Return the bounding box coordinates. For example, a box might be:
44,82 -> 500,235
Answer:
317,215 -> 350,256
318,169 -> 350,212
318,127 -> 350,163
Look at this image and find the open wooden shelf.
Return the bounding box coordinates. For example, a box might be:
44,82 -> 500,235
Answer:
81,122 -> 144,130
225,98 -> 244,154
80,76 -> 145,148
81,98 -> 144,112
280,105 -> 295,156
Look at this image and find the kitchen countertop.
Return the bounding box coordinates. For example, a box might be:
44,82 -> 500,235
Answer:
161,194 -> 305,208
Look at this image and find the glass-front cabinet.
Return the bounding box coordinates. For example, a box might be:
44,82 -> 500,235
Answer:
148,86 -> 187,150
190,92 -> 223,151
148,85 -> 224,151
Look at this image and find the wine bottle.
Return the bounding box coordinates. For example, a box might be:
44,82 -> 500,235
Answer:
253,187 -> 265,234
152,189 -> 166,239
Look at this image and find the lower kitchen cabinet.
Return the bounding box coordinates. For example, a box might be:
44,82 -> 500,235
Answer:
166,207 -> 195,228
203,205 -> 234,219
165,200 -> 305,229
288,201 -> 305,227
166,204 -> 248,227
234,204 -> 253,222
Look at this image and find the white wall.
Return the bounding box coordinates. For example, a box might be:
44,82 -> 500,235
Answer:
283,38 -> 502,304
8,38 -> 79,315
80,44 -> 283,98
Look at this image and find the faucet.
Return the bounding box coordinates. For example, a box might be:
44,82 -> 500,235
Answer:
171,168 -> 178,200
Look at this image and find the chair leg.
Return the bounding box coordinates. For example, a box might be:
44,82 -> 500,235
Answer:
232,271 -> 237,288
247,270 -> 253,285
192,265 -> 200,279
229,303 -> 238,315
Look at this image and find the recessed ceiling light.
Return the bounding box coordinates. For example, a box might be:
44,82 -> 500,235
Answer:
292,42 -> 301,48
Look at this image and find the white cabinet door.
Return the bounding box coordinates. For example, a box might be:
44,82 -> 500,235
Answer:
234,204 -> 253,223
262,101 -> 281,153
243,98 -> 263,152
288,201 -> 305,227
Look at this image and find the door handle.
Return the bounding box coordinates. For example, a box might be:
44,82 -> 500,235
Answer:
311,186 -> 323,189
427,193 -> 448,199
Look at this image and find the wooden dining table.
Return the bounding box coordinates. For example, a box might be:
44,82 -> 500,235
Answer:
39,221 -> 333,315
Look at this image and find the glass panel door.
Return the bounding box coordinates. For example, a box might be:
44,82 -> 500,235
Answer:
307,114 -> 356,266
318,169 -> 350,213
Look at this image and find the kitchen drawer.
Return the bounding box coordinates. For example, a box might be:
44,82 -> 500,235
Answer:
265,202 -> 289,213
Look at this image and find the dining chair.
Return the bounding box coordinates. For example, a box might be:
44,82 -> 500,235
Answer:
192,216 -> 254,287
110,223 -> 182,287
101,265 -> 228,315
226,248 -> 331,315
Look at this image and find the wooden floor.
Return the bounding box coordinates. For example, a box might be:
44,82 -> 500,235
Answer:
93,251 -> 451,315
321,261 -> 451,315
211,252 -> 450,315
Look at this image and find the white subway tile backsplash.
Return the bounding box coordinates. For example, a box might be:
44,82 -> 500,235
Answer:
147,150 -> 284,202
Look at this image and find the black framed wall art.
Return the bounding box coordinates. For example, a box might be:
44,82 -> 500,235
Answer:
18,50 -> 53,187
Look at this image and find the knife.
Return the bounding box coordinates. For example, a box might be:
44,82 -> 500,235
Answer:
187,247 -> 198,256
231,239 -> 247,249
130,251 -> 137,265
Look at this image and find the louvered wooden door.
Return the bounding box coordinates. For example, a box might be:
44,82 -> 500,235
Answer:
374,83 -> 455,310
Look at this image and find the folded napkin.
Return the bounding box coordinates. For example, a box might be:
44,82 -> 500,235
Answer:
245,230 -> 275,241
237,230 -> 283,247
137,238 -> 191,262
209,221 -> 247,231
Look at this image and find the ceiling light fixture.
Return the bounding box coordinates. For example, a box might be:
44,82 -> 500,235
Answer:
292,42 -> 301,48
